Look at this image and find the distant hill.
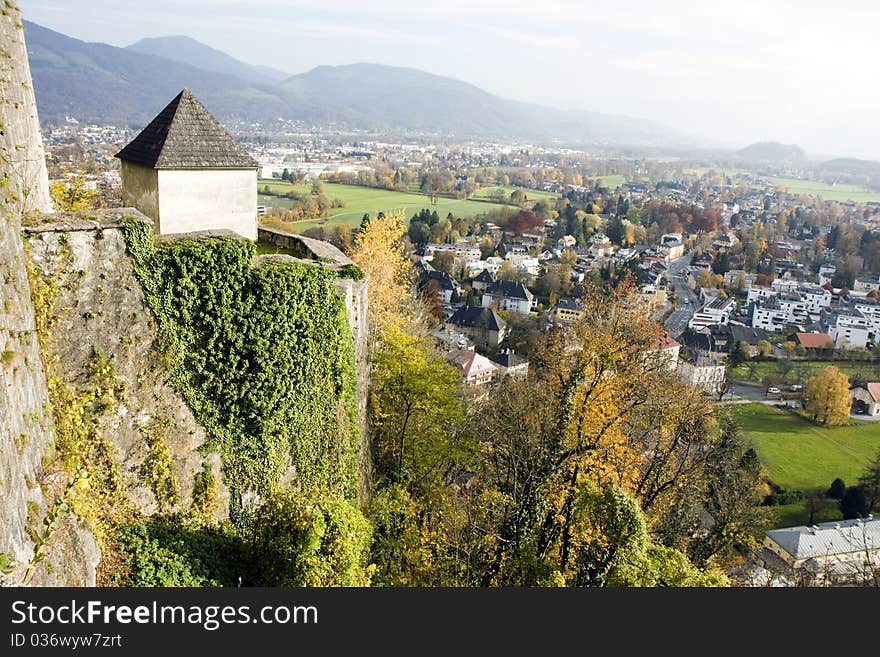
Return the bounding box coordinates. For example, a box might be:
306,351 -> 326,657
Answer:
127,35 -> 289,86
817,158 -> 880,177
25,21 -> 694,147
737,141 -> 805,162
25,21 -> 289,126
277,62 -> 690,146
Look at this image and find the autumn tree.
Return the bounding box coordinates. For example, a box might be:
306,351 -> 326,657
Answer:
350,211 -> 415,333
431,251 -> 455,275
50,172 -> 96,212
804,365 -> 851,426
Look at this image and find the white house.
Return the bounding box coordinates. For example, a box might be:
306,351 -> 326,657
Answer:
679,356 -> 726,395
852,297 -> 880,338
688,297 -> 736,330
752,300 -> 790,333
771,278 -> 799,294
851,382 -> 880,416
797,285 -> 832,317
482,280 -> 536,315
854,276 -> 880,294
820,307 -> 870,349
657,233 -> 684,261
588,233 -> 614,258
818,263 -> 836,286
116,89 -> 258,240
484,256 -> 504,275
747,285 -> 777,305
763,518 -> 880,585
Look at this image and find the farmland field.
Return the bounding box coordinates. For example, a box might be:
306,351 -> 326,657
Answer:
764,176 -> 880,203
470,185 -> 559,202
257,180 -> 514,232
596,174 -> 626,190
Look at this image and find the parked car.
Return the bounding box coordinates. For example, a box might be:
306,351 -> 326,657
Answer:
767,387 -> 781,394
789,384 -> 803,392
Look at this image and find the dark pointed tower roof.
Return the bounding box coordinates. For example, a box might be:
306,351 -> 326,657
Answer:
115,89 -> 258,169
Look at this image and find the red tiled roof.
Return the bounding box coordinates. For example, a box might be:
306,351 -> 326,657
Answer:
794,332 -> 832,349
858,382 -> 880,403
656,329 -> 680,350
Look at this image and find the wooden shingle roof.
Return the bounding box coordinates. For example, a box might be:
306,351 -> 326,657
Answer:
115,89 -> 258,170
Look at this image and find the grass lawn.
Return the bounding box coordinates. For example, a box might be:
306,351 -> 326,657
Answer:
596,174 -> 626,190
764,176 -> 880,203
771,499 -> 842,529
254,242 -> 299,257
257,180 -> 513,232
470,185 -> 559,202
725,403 -> 880,493
730,359 -> 880,384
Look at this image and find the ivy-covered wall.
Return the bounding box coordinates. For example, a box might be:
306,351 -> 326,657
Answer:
122,219 -> 360,506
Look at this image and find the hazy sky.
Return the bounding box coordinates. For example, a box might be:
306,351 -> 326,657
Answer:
22,0 -> 880,158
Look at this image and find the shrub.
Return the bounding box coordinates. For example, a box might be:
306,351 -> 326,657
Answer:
827,477 -> 846,500
249,489 -> 373,587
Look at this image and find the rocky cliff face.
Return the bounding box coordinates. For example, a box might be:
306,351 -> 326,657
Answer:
23,213 -> 228,521
2,1 -> 371,586
1,2 -> 99,586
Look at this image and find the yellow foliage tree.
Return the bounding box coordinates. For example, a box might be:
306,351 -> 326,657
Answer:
50,172 -> 96,212
805,365 -> 851,426
349,211 -> 415,333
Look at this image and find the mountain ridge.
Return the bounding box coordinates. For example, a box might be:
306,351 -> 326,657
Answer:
127,35 -> 290,86
25,20 -> 696,147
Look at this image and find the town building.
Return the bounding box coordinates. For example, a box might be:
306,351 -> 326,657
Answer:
818,263 -> 836,286
762,517 -> 880,585
418,264 -> 463,305
446,348 -> 499,386
482,280 -> 536,315
854,276 -> 880,294
471,269 -> 497,293
116,89 -> 259,240
850,382 -> 880,416
820,306 -> 870,349
679,355 -> 726,395
445,305 -> 509,349
489,351 -> 529,379
688,297 -> 736,330
791,332 -> 833,352
552,297 -> 584,326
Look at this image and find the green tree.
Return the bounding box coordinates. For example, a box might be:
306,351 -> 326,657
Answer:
686,417 -> 770,567
857,449 -> 880,512
606,215 -> 627,246
728,340 -> 748,369
840,486 -> 867,520
371,326 -> 465,485
249,489 -> 373,586
827,477 -> 847,500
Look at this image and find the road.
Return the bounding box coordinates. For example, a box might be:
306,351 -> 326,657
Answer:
663,254 -> 697,339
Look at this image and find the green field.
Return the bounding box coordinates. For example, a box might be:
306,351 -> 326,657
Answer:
764,176 -> 880,203
258,180 -> 513,231
727,403 -> 880,493
596,174 -> 626,190
730,359 -> 880,385
470,185 -> 559,202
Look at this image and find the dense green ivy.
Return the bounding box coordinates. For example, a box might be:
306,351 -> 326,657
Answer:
121,220 -> 359,504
